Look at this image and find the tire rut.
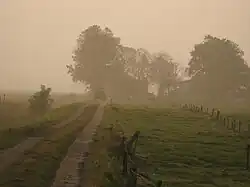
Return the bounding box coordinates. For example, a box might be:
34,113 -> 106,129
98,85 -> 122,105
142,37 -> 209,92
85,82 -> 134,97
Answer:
0,137 -> 43,173
53,105 -> 86,129
51,103 -> 105,187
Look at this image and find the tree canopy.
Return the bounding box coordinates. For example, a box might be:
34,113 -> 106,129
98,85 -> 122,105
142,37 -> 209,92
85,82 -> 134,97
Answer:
67,25 -> 121,93
187,35 -> 250,103
67,25 -> 181,103
150,52 -> 180,98
67,25 -> 250,106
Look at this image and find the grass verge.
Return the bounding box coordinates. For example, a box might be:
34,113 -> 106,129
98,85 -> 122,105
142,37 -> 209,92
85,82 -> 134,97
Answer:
79,111 -> 124,187
0,103 -> 84,150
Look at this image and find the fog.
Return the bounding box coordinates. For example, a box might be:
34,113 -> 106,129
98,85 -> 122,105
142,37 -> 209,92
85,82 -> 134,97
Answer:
0,0 -> 249,93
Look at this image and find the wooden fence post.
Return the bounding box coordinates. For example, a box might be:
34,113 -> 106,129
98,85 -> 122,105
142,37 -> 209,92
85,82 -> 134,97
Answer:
121,136 -> 128,175
223,117 -> 226,126
211,108 -> 215,117
132,136 -> 138,158
227,117 -> 231,129
216,110 -> 220,120
127,167 -> 137,187
123,150 -> 128,174
248,124 -> 250,138
206,108 -> 208,113
232,119 -> 236,132
238,120 -> 242,133
246,144 -> 250,170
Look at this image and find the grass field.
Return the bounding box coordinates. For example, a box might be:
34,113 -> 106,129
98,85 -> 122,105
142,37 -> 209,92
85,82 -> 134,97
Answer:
0,102 -> 88,150
1,99 -> 250,187
0,90 -> 91,107
83,104 -> 250,187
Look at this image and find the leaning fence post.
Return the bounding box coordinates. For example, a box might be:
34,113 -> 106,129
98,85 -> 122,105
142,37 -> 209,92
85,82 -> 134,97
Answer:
132,136 -> 138,158
246,144 -> 250,170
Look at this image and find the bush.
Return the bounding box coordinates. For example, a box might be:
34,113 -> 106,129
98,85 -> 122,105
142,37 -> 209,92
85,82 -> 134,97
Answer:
28,85 -> 53,115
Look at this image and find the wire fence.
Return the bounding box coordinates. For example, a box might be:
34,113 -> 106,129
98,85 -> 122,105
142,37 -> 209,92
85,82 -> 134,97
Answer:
182,103 -> 250,170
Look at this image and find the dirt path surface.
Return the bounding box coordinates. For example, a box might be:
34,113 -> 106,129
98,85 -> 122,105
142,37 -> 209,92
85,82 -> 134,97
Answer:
51,103 -> 105,187
0,137 -> 43,173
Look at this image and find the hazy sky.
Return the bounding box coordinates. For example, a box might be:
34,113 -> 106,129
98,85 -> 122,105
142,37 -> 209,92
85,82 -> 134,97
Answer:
1,0 -> 250,92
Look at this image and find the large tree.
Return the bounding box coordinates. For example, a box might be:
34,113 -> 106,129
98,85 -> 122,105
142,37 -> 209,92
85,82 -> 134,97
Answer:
67,25 -> 121,93
150,52 -> 180,99
187,35 -> 250,103
67,25 -> 150,102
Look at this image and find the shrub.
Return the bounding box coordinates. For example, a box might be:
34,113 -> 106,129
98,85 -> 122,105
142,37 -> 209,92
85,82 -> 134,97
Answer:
28,85 -> 53,115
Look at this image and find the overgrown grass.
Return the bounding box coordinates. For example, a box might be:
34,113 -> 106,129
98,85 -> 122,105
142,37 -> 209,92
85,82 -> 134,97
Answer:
92,104 -> 250,187
0,102 -> 84,129
0,103 -> 99,187
0,103 -> 84,150
79,115 -> 124,187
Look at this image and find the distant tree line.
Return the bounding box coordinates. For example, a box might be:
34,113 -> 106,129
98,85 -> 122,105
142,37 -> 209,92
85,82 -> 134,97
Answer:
67,25 -> 250,108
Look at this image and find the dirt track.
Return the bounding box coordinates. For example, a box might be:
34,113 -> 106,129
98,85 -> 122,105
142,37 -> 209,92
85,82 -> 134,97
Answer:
51,103 -> 105,187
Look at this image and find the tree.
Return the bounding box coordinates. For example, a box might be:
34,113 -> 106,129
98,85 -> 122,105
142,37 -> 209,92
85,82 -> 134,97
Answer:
67,25 -> 121,93
121,47 -> 152,81
28,85 -> 53,115
149,52 -> 180,99
121,47 -> 180,100
187,35 -> 250,103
